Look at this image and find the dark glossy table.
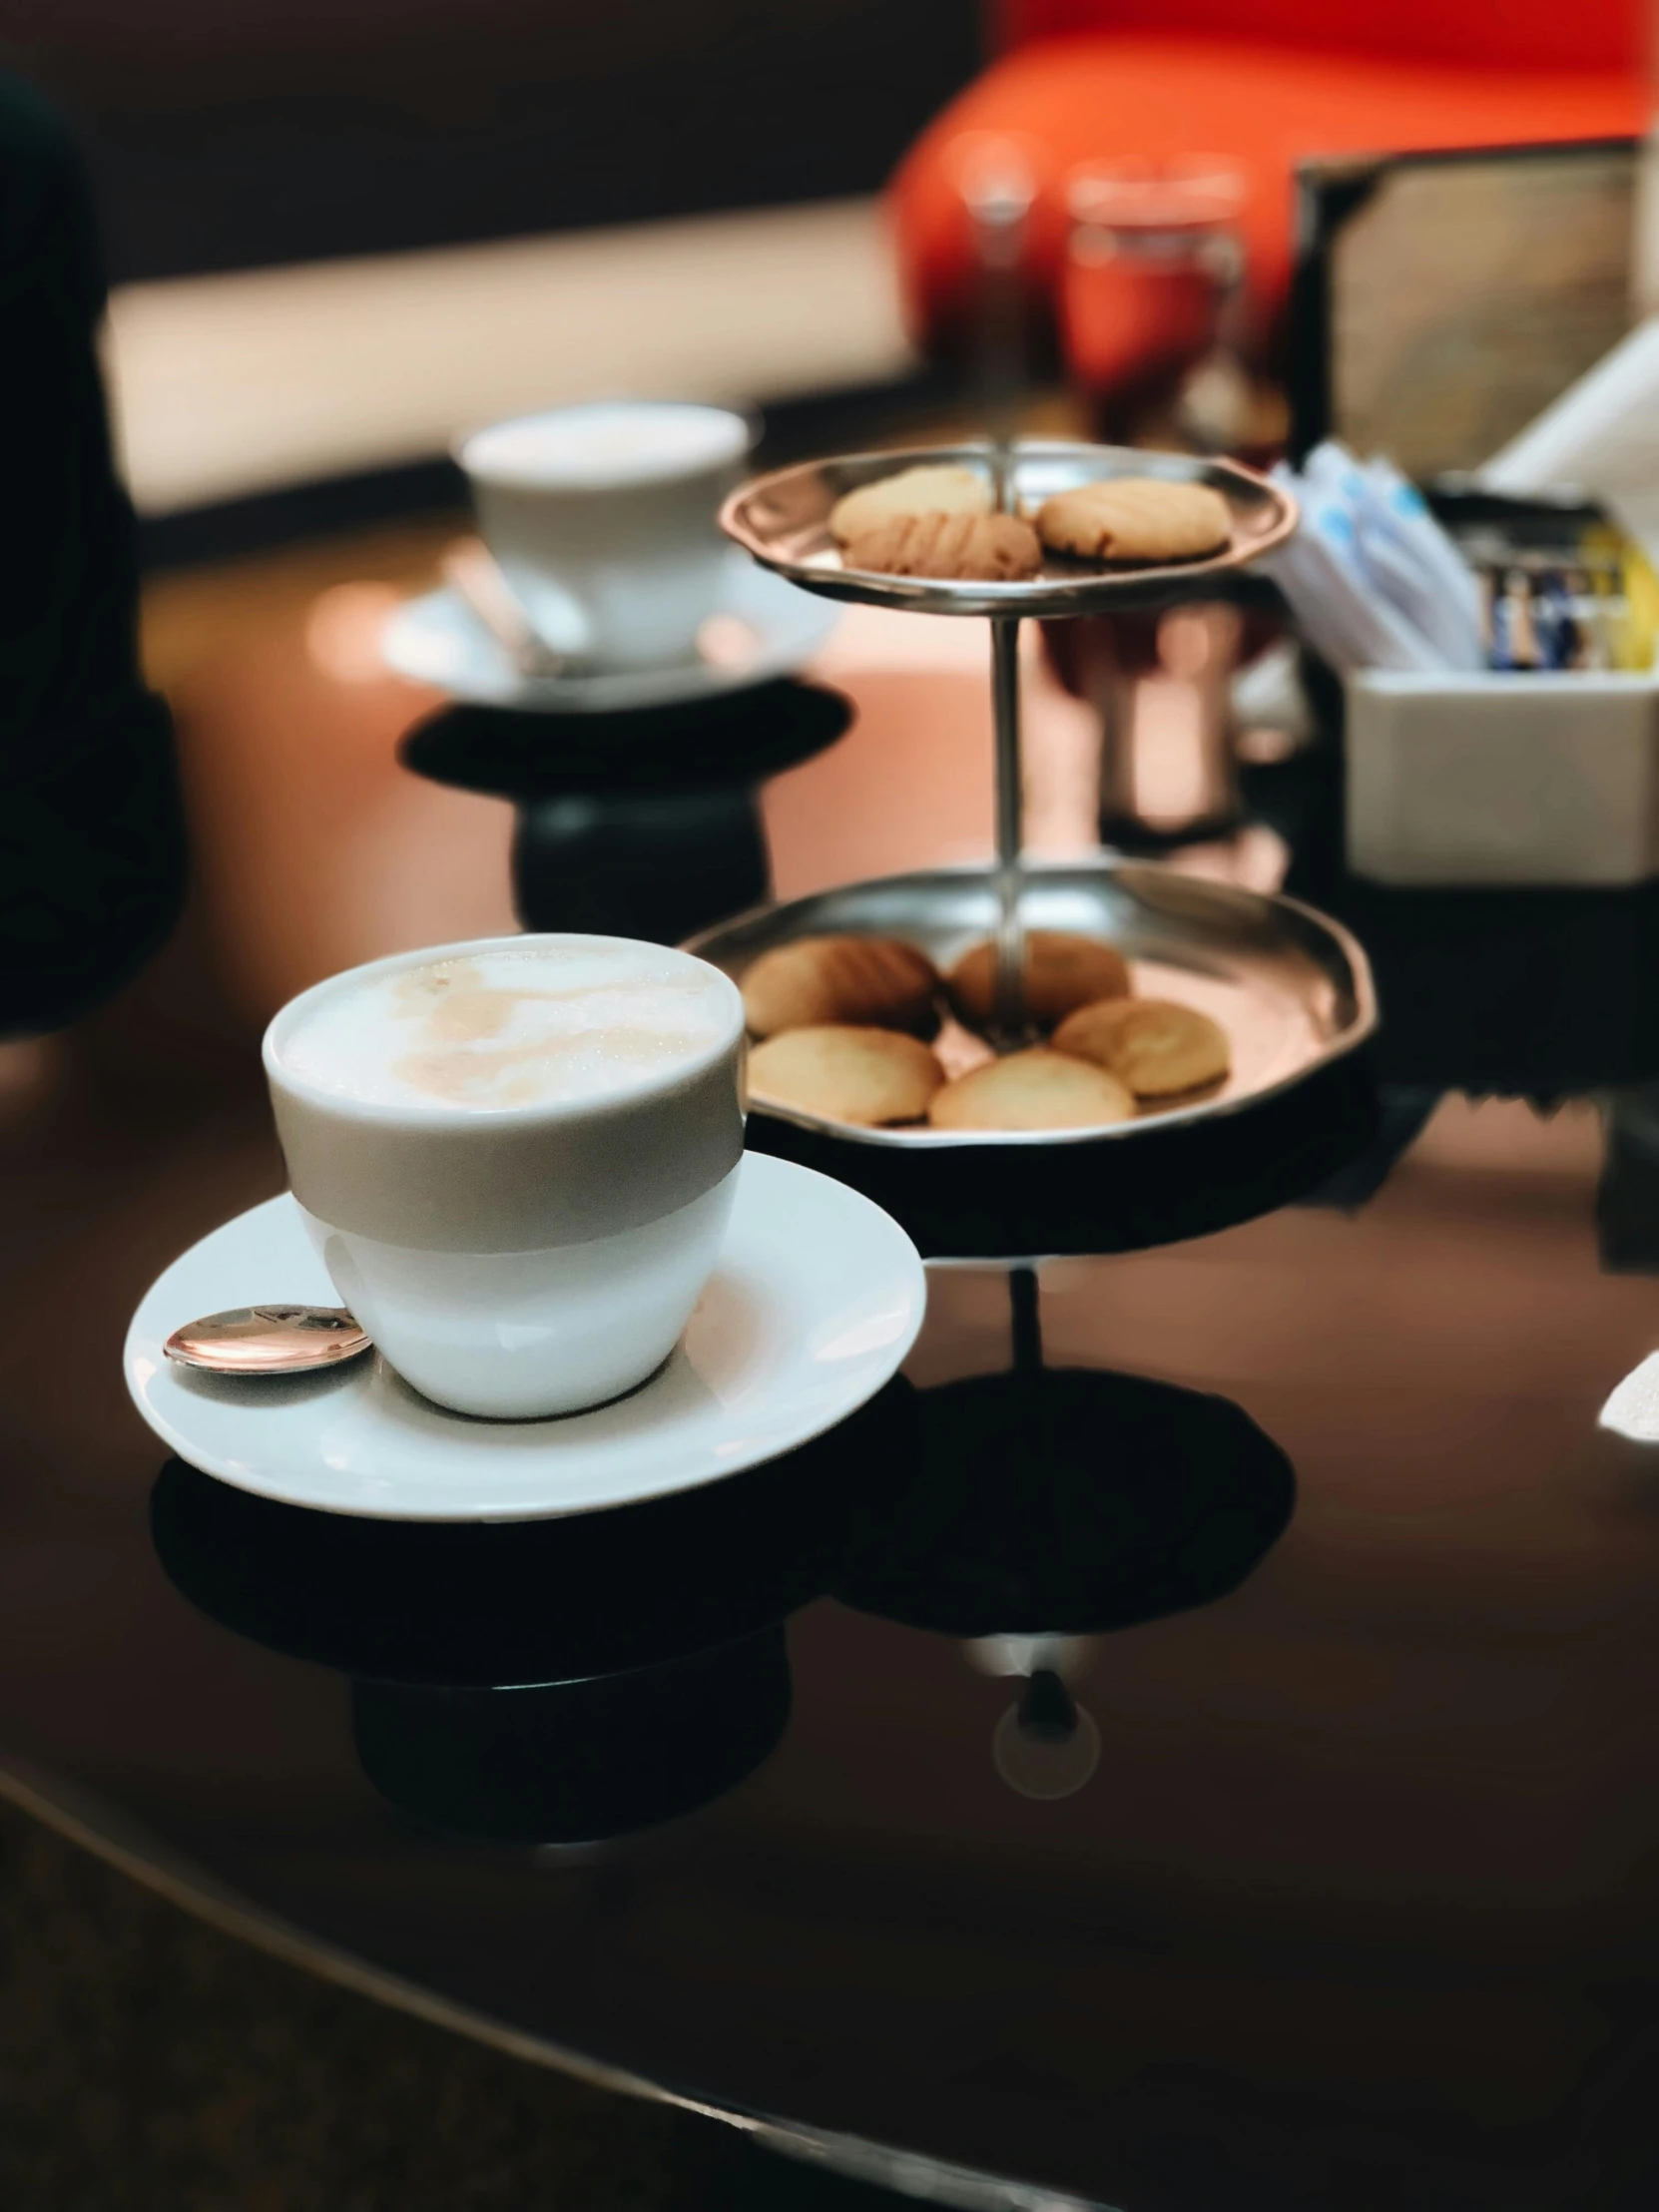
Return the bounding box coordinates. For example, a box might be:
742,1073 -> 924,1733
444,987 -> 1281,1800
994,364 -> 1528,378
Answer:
5,629 -> 1659,2212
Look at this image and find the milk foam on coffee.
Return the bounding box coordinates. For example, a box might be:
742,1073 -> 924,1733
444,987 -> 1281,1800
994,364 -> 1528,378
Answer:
277,943 -> 731,1112
461,403 -> 749,490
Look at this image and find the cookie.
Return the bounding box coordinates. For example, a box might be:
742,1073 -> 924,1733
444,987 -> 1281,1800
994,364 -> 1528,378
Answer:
946,930 -> 1131,1033
843,511 -> 1042,582
747,1025 -> 943,1126
1053,996 -> 1230,1097
830,463 -> 991,545
1035,477 -> 1232,564
740,935 -> 939,1039
928,1048 -> 1134,1131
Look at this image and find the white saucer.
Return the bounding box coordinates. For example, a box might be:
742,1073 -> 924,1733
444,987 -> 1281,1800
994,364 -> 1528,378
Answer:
124,1155 -> 924,1522
382,556 -> 840,713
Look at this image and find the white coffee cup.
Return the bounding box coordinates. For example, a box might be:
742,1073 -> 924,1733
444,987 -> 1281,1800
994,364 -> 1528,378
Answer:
456,400 -> 753,672
263,933 -> 746,1419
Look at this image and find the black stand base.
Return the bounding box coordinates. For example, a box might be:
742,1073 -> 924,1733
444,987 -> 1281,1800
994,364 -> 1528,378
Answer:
512,787 -> 769,944
399,679 -> 854,946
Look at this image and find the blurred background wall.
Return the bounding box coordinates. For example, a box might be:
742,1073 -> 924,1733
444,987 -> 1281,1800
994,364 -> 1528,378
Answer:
0,0 -> 982,279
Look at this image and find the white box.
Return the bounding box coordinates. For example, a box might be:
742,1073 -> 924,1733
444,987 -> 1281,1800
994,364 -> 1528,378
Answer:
1345,670 -> 1659,886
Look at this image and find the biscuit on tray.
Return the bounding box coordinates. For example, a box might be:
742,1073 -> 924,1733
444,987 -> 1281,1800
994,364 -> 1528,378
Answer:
1052,996 -> 1231,1098
829,464 -> 991,545
928,1048 -> 1134,1132
741,935 -> 939,1038
1035,477 -> 1232,564
946,930 -> 1131,1033
843,511 -> 1041,583
747,1025 -> 943,1126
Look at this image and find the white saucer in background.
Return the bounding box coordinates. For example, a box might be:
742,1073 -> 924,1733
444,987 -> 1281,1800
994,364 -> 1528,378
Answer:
124,1154 -> 924,1523
382,556 -> 840,714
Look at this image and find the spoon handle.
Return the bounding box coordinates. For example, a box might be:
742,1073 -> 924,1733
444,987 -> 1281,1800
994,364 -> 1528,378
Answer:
442,540 -> 564,680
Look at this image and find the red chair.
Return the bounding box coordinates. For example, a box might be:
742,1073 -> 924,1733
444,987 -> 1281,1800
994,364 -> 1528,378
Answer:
891,0 -> 1649,362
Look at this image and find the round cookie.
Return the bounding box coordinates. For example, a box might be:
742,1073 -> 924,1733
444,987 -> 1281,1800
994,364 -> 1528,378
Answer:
946,930 -> 1131,1033
1053,996 -> 1230,1098
740,935 -> 939,1039
928,1048 -> 1134,1132
747,1025 -> 943,1127
843,510 -> 1041,582
830,463 -> 991,546
1035,477 -> 1232,564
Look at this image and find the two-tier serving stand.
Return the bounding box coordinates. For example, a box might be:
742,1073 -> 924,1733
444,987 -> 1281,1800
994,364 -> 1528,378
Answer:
709,432 -> 1373,1125
699,440 -> 1384,1253
722,442 -> 1298,1049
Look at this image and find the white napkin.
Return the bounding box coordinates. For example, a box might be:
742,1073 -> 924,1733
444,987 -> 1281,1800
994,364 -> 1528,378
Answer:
1481,314 -> 1659,573
1260,441 -> 1482,676
1599,1350 -> 1659,1443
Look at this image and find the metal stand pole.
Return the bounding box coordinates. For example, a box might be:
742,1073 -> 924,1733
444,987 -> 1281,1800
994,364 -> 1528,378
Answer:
990,613 -> 1027,1045
964,142 -> 1032,498
1008,1264 -> 1043,1376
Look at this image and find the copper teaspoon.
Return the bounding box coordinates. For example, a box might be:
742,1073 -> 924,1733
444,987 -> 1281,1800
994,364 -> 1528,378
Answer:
165,1306 -> 370,1376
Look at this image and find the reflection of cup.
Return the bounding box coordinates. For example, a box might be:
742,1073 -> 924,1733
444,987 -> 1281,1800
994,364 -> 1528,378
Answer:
456,401 -> 753,671
263,933 -> 746,1419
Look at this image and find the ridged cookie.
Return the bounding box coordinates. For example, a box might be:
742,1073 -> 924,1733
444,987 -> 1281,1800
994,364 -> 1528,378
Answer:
928,1048 -> 1134,1131
843,510 -> 1041,582
1035,477 -> 1231,563
946,930 -> 1131,1033
829,463 -> 991,545
1053,996 -> 1230,1097
747,1025 -> 943,1126
740,935 -> 939,1038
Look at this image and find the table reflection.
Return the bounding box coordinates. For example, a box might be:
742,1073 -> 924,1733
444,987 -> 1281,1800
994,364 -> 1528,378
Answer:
150,1254 -> 1302,1847
151,1381 -> 917,1842
839,1357 -> 1294,1637
349,1634 -> 793,1847
152,1379 -> 916,1678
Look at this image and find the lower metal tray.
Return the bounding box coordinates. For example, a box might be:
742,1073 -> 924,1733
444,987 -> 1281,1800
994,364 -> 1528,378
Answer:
687,860 -> 1377,1150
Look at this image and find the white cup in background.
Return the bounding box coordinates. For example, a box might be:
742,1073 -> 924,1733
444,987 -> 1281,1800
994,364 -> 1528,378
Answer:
263,934 -> 746,1419
456,400 -> 753,672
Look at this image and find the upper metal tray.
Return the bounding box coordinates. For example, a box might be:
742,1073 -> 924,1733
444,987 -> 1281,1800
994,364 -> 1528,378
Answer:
688,860 -> 1377,1150
719,441 -> 1297,618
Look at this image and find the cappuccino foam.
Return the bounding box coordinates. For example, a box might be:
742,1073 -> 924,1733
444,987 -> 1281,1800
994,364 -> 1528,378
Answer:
278,944 -> 732,1112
